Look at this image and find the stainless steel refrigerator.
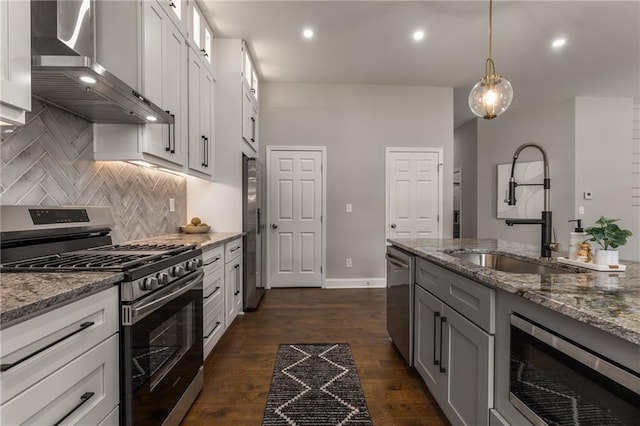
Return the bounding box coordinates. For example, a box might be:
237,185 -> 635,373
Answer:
243,154 -> 266,310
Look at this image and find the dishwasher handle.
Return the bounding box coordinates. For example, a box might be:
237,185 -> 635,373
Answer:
386,253 -> 409,270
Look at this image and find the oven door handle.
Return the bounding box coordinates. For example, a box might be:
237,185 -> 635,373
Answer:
130,270 -> 203,324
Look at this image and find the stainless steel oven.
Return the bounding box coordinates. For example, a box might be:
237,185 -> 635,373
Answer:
121,269 -> 203,426
510,313 -> 640,425
0,205 -> 205,426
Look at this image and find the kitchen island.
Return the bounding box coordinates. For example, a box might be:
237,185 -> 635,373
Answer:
388,238 -> 639,426
389,238 -> 639,344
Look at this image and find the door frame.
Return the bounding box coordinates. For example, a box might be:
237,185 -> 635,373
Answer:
385,147 -> 444,242
453,167 -> 462,238
265,146 -> 327,289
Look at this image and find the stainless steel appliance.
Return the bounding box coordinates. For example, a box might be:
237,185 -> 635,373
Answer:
30,0 -> 172,124
242,155 -> 266,310
510,314 -> 640,425
0,206 -> 204,426
386,245 -> 414,365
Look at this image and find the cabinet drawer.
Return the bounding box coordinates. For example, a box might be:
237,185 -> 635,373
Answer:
203,245 -> 224,272
98,405 -> 120,426
204,266 -> 224,312
415,257 -> 447,299
203,301 -> 225,360
440,269 -> 495,334
1,287 -> 119,402
415,258 -> 494,334
225,238 -> 243,262
0,334 -> 119,425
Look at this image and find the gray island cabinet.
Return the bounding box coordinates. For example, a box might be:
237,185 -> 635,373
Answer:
414,257 -> 494,426
390,238 -> 640,426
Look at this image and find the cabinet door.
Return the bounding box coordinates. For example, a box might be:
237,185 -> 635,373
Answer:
441,305 -> 493,426
0,0 -> 31,125
225,260 -> 241,325
242,85 -> 258,151
142,1 -> 186,166
188,49 -> 213,176
414,285 -> 445,395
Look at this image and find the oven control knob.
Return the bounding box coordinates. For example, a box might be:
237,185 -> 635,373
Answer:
171,266 -> 185,277
140,277 -> 158,291
196,258 -> 203,267
186,260 -> 198,272
156,272 -> 169,285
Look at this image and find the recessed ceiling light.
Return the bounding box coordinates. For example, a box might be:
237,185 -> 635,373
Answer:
303,28 -> 314,39
552,38 -> 567,48
79,75 -> 96,84
412,30 -> 425,41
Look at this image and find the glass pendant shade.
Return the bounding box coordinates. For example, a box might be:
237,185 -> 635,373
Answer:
468,72 -> 513,119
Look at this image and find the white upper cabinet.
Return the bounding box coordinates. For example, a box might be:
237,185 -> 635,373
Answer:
188,46 -> 214,177
0,0 -> 31,125
188,2 -> 214,73
242,42 -> 258,102
142,0 -> 188,165
95,0 -> 188,169
242,84 -> 258,151
155,0 -> 187,38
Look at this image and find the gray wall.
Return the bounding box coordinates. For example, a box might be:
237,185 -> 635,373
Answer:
259,82 -> 454,279
0,100 -> 187,243
454,119 -> 478,238
574,97 -> 638,261
477,98 -> 576,252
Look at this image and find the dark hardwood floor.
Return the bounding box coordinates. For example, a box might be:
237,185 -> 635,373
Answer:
182,288 -> 449,425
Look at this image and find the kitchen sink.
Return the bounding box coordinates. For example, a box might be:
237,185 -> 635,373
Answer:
447,252 -> 578,275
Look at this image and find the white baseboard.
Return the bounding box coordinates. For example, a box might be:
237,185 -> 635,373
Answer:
324,278 -> 386,289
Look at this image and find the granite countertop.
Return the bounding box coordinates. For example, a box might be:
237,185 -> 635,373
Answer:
0,232 -> 243,328
0,271 -> 123,328
388,238 -> 640,345
131,231 -> 244,250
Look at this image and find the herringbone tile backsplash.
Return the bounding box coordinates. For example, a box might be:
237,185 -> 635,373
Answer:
1,100 -> 187,243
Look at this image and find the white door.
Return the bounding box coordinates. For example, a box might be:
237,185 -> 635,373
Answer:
267,148 -> 324,288
386,149 -> 442,239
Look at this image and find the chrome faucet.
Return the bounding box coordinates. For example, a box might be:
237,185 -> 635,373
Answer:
504,143 -> 557,258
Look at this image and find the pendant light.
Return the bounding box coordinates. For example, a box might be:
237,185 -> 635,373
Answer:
468,0 -> 513,119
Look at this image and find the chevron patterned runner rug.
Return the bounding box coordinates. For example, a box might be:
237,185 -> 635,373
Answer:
262,344 -> 372,425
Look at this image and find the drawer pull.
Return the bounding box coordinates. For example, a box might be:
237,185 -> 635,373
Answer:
0,321 -> 94,372
204,286 -> 221,299
433,312 -> 440,366
439,317 -> 447,374
229,246 -> 241,253
204,321 -> 221,339
53,392 -> 95,426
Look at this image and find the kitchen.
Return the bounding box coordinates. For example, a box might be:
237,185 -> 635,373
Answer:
1,0 -> 639,425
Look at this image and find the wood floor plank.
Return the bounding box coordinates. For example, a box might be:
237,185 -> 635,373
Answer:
181,288 -> 449,425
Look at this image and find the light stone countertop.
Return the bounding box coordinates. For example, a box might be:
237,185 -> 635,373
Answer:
388,238 -> 640,345
0,271 -> 123,328
0,232 -> 243,328
129,231 -> 244,251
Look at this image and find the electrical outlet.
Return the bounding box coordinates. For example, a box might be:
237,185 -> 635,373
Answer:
346,258 -> 352,268
346,203 -> 352,213
169,198 -> 175,212
578,206 -> 585,215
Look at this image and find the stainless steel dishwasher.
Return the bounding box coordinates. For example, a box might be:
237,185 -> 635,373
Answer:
386,246 -> 414,365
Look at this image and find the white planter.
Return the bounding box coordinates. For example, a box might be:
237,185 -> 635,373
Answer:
594,249 -> 619,266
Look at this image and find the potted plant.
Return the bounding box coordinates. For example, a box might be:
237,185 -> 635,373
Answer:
584,216 -> 633,265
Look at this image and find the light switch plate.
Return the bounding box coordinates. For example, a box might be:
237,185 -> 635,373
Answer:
346,203 -> 352,213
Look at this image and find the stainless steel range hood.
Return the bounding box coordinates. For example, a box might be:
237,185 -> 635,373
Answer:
31,0 -> 173,125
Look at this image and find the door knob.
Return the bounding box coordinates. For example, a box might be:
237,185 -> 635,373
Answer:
271,224 -> 278,229
390,223 -> 397,229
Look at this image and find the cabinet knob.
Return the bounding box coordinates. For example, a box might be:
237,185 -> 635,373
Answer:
271,223 -> 278,229
390,223 -> 397,229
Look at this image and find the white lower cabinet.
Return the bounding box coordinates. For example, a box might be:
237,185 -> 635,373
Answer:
415,283 -> 494,426
203,245 -> 225,360
224,237 -> 243,326
0,287 -> 119,425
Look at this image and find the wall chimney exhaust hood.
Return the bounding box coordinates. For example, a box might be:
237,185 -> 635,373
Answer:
31,0 -> 173,125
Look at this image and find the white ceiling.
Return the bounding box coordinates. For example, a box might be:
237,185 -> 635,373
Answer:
198,1 -> 640,127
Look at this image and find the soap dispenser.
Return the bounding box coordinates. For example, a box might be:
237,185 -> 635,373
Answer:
568,219 -> 586,260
